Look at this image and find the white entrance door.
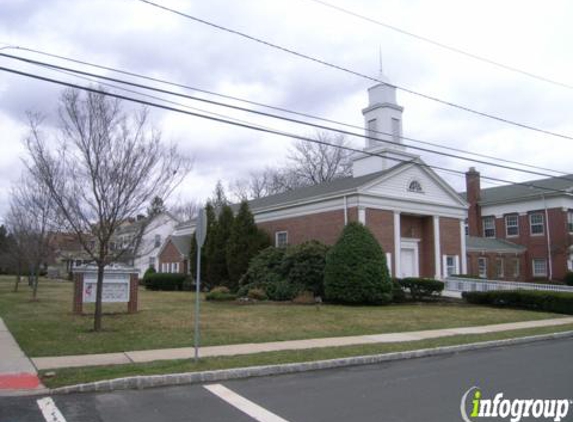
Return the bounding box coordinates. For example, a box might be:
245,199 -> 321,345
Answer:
400,247 -> 419,278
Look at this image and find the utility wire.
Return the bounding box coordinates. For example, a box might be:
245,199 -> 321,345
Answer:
3,45 -> 568,177
1,64 -> 572,198
135,0 -> 573,142
3,52 -> 573,185
304,0 -> 573,91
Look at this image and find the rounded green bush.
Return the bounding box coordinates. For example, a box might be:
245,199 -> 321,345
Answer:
282,240 -> 329,296
324,222 -> 392,304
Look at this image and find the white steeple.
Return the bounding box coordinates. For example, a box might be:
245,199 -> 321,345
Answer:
351,60 -> 419,177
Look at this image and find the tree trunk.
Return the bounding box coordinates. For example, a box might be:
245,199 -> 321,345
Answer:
32,264 -> 39,301
13,264 -> 21,293
94,263 -> 105,331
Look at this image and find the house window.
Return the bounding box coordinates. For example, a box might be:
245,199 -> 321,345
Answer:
482,216 -> 495,238
275,231 -> 288,248
496,257 -> 504,279
532,259 -> 547,277
154,234 -> 161,248
367,119 -> 377,139
445,256 -> 457,277
148,257 -> 155,268
478,257 -> 487,278
513,258 -> 520,278
505,214 -> 519,237
391,117 -> 401,142
568,210 -> 573,233
464,219 -> 468,236
171,262 -> 179,273
529,213 -> 544,235
408,180 -> 423,193
161,262 -> 168,273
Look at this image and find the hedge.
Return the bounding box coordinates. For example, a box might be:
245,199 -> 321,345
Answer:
462,290 -> 573,315
398,277 -> 444,301
144,273 -> 186,291
206,286 -> 237,301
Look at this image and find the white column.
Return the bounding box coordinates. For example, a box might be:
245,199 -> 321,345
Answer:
460,219 -> 468,274
433,215 -> 441,279
394,211 -> 401,278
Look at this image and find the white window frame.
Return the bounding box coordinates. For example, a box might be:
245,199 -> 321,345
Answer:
568,210 -> 573,233
505,214 -> 519,237
513,258 -> 520,278
171,262 -> 179,273
478,257 -> 487,279
496,257 -> 504,279
444,255 -> 459,277
483,216 -> 495,238
154,234 -> 161,248
532,259 -> 547,277
161,262 -> 168,273
529,213 -> 544,235
148,257 -> 155,268
407,180 -> 423,193
275,231 -> 288,248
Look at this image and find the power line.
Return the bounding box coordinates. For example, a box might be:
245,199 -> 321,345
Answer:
5,51 -> 573,185
135,0 -> 573,142
304,0 -> 573,91
1,64 -> 571,198
4,45 -> 568,177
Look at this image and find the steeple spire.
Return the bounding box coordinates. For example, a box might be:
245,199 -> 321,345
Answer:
378,47 -> 389,83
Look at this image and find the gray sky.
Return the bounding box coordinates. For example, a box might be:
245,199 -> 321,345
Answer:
1,0 -> 572,219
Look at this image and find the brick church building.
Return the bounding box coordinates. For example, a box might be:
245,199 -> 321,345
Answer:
246,73 -> 469,280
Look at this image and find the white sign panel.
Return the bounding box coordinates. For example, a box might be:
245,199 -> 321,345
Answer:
82,272 -> 130,303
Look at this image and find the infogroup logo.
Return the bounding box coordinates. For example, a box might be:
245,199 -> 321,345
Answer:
460,387 -> 571,422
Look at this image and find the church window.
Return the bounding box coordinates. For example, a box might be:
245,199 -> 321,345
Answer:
408,180 -> 423,193
391,117 -> 401,142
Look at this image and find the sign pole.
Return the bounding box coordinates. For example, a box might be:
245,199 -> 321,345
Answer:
194,244 -> 201,362
194,208 -> 207,362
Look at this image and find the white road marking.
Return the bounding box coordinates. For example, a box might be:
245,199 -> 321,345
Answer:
204,383 -> 291,422
37,397 -> 67,422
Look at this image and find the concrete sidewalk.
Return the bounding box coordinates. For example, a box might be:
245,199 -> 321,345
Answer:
0,318 -> 44,393
31,316 -> 573,371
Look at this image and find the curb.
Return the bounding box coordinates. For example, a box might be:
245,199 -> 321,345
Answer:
48,330 -> 573,395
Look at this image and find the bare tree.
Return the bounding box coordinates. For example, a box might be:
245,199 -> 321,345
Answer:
4,171 -> 58,299
230,131 -> 352,200
288,131 -> 352,185
25,88 -> 192,331
169,198 -> 199,222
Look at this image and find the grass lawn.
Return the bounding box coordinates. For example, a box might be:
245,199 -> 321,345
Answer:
0,277 -> 565,357
41,323 -> 573,389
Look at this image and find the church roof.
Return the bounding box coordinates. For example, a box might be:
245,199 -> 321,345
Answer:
246,163 -> 409,211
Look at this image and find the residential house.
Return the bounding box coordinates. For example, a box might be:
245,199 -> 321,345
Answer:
157,234 -> 192,274
114,212 -> 180,278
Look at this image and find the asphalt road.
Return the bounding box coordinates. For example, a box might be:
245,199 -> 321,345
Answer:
2,338 -> 572,422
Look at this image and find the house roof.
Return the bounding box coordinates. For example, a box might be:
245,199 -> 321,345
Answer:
461,174 -> 573,205
466,236 -> 526,253
170,235 -> 192,256
244,164 -> 409,211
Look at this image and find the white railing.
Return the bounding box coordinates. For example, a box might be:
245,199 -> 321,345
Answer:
445,277 -> 573,293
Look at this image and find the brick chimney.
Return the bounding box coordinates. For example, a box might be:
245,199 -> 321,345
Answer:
465,167 -> 482,237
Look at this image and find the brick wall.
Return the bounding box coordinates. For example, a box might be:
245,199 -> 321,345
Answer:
467,252 -> 525,281
465,168 -> 482,236
158,240 -> 186,273
257,208 -> 355,246
485,209 -> 571,281
365,209 -> 394,253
